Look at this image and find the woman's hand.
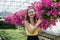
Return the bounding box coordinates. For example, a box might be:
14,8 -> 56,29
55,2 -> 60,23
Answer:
36,17 -> 42,26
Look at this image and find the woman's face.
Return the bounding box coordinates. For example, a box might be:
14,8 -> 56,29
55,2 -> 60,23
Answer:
28,9 -> 35,18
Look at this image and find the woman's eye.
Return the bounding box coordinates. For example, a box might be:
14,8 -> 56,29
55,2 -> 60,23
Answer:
29,12 -> 31,13
28,11 -> 35,13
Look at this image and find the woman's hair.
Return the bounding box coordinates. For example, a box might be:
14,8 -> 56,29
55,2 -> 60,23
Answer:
25,8 -> 37,23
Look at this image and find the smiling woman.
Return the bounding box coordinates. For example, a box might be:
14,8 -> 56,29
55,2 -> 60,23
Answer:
23,7 -> 42,40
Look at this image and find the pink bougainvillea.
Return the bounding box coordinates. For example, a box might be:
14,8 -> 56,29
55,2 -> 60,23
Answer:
4,0 -> 60,30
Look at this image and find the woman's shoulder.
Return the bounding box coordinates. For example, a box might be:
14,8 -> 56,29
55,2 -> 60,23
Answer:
23,20 -> 28,24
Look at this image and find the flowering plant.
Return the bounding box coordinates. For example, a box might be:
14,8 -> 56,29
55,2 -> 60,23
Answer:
30,0 -> 60,30
5,0 -> 60,30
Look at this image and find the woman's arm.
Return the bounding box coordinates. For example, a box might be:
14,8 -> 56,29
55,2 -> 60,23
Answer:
24,19 -> 41,34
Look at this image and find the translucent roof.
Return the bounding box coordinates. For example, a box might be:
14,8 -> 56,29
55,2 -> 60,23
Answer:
0,0 -> 40,13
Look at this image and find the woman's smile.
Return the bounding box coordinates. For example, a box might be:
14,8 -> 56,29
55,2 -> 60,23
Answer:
30,14 -> 35,16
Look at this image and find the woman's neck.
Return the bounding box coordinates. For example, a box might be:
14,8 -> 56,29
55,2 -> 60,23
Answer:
30,17 -> 34,22
30,17 -> 35,26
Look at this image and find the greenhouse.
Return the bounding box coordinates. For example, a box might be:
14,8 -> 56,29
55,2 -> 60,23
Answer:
0,0 -> 60,40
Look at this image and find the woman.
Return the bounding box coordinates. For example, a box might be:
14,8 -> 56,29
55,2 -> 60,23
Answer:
24,7 -> 41,40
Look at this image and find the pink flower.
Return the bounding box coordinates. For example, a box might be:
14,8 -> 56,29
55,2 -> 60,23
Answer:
39,19 -> 50,30
50,20 -> 56,25
45,0 -> 53,9
4,15 -> 14,24
45,20 -> 49,25
47,10 -> 53,16
57,2 -> 60,7
41,0 -> 47,3
12,11 -> 25,26
44,20 -> 49,30
41,0 -> 52,9
43,25 -> 47,30
32,2 -> 43,11
39,19 -> 45,27
51,2 -> 54,6
53,8 -> 58,15
58,12 -> 60,16
40,9 -> 45,13
36,11 -> 41,19
18,9 -> 27,17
